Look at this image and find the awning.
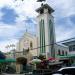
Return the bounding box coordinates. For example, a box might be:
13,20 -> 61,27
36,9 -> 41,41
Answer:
57,55 -> 75,58
0,59 -> 16,63
68,54 -> 75,58
57,55 -> 69,58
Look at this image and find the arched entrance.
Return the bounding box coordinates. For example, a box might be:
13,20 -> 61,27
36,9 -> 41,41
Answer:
16,57 -> 27,73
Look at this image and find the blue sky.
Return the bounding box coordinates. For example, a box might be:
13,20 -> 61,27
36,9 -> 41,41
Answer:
0,0 -> 75,52
0,6 -> 18,24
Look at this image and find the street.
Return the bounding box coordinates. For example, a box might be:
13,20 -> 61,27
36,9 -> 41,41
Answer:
2,74 -> 24,75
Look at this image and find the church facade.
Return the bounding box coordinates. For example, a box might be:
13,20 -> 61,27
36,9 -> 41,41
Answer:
16,32 -> 38,60
15,4 -> 69,73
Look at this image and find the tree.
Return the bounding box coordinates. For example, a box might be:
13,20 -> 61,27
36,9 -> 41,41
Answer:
38,54 -> 46,60
38,55 -> 48,69
0,51 -> 6,59
0,51 -> 6,73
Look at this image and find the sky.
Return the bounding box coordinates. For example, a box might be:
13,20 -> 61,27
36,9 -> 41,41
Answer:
0,0 -> 75,52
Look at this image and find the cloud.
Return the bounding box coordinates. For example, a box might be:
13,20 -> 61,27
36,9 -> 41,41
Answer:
48,0 -> 75,17
55,25 -> 75,42
69,14 -> 75,24
0,20 -> 36,40
47,0 -> 75,42
0,22 -> 36,52
0,6 -> 18,24
0,0 -> 75,52
55,15 -> 75,42
0,0 -> 38,52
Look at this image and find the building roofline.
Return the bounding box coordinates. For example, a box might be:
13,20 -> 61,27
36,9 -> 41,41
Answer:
56,43 -> 68,48
57,37 -> 75,45
36,4 -> 54,13
19,32 -> 37,42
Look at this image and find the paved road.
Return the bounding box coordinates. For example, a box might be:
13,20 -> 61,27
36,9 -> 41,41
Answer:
1,73 -> 25,75
1,72 -> 33,75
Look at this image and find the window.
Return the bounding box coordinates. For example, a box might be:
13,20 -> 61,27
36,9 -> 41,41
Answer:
58,49 -> 61,55
69,45 -> 75,52
69,46 -> 72,51
62,51 -> 64,55
49,20 -> 55,57
39,19 -> 45,53
72,45 -> 75,51
23,48 -> 29,55
30,41 -> 33,49
42,20 -> 45,53
65,51 -> 67,55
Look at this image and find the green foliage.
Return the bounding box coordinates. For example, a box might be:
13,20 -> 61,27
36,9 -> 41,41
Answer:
38,54 -> 46,60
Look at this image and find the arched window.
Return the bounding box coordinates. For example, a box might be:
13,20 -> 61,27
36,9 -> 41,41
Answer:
58,49 -> 61,55
30,41 -> 33,49
62,51 -> 64,55
66,51 -> 67,55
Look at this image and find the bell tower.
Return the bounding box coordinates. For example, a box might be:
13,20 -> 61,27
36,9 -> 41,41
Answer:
36,4 -> 56,58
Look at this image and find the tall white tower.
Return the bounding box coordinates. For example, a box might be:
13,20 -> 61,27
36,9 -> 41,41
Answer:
36,4 -> 56,58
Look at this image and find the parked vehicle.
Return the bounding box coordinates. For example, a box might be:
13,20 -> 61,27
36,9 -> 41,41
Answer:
71,63 -> 75,66
52,67 -> 75,75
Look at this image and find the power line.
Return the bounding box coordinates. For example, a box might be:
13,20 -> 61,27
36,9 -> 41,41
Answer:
17,37 -> 75,51
5,37 -> 75,54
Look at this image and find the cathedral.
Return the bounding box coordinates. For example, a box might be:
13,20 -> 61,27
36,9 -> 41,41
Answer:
16,3 -> 69,59
15,3 -> 69,73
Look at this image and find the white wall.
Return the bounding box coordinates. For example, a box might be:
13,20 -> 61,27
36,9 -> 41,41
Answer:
55,44 -> 69,57
16,32 -> 38,59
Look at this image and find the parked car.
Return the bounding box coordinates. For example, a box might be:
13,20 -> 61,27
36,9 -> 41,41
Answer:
71,63 -> 75,67
52,67 -> 75,75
